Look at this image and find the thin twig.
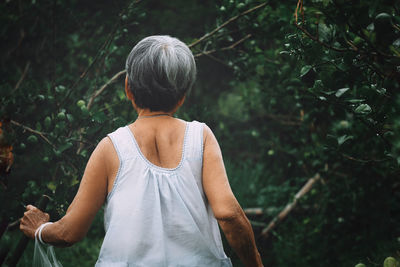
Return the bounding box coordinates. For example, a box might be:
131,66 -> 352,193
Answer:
294,23 -> 350,52
98,3 -> 267,99
331,0 -> 398,59
85,2 -> 265,111
6,219 -> 20,231
76,70 -> 126,154
202,53 -> 234,69
293,0 -> 353,53
260,173 -> 321,239
13,61 -> 30,92
345,40 -> 358,51
194,34 -> 252,58
87,70 -> 127,110
294,0 -> 302,23
188,2 -> 268,48
10,120 -> 56,150
262,113 -> 303,126
68,0 -> 142,95
63,137 -> 95,146
244,207 -> 264,216
341,153 -> 389,163
69,26 -> 118,92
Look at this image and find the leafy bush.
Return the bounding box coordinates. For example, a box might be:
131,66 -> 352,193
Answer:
1,0 -> 399,266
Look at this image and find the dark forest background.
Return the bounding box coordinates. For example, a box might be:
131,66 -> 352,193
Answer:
1,0 -> 400,266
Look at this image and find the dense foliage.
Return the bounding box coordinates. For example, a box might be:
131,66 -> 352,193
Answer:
1,0 -> 399,266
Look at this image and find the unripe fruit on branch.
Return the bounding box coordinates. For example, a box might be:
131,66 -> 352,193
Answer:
76,100 -> 86,107
384,257 -> 399,267
27,135 -> 38,143
57,112 -> 66,120
44,116 -> 51,129
80,105 -> 89,116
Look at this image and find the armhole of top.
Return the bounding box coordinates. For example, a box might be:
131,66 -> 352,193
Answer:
106,133 -> 123,202
200,122 -> 206,164
200,122 -> 209,173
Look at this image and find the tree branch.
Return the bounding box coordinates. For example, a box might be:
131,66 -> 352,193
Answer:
188,2 -> 268,48
244,207 -> 264,216
260,112 -> 303,126
10,120 -> 56,150
13,61 -> 30,92
260,173 -> 321,239
87,3 -> 266,106
294,23 -> 351,52
330,0 -> 398,59
341,153 -> 390,163
87,70 -> 127,110
194,34 -> 252,58
67,0 -> 142,95
200,53 -> 234,69
69,24 -> 119,93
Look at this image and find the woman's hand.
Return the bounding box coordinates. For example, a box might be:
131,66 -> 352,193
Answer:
20,205 -> 50,239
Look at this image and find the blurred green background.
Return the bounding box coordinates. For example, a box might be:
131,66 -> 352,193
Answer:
1,0 -> 400,266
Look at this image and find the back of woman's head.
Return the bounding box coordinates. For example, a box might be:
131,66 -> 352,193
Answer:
125,35 -> 196,112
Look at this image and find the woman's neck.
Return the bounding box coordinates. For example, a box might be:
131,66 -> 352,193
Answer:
136,109 -> 174,119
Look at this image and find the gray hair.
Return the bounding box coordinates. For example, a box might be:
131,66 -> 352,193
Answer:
125,35 -> 196,112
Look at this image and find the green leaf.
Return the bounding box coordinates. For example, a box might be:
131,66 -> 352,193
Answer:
322,0 -> 331,6
335,87 -> 350,97
337,135 -> 353,146
70,176 -> 80,186
66,114 -> 74,122
300,65 -> 312,77
58,142 -> 73,153
92,111 -> 107,123
55,85 -> 66,93
318,23 -> 331,42
47,181 -> 57,191
322,90 -> 335,95
256,65 -> 264,76
354,104 -> 372,114
346,99 -> 365,103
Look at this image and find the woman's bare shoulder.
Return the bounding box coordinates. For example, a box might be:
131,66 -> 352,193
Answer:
95,136 -> 116,157
202,123 -> 218,148
92,137 -> 119,173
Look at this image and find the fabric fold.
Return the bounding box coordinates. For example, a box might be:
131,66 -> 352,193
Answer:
96,121 -> 232,267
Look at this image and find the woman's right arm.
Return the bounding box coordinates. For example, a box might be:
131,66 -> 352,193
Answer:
20,137 -> 117,247
202,125 -> 263,267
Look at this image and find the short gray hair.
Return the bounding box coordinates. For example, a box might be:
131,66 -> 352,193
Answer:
125,35 -> 196,112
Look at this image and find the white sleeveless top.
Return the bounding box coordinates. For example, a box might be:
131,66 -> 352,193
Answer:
95,121 -> 232,267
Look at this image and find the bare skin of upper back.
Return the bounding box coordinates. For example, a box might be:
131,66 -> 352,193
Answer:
128,116 -> 187,169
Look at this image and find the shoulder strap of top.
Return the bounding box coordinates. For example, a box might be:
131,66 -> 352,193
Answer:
185,120 -> 205,160
107,126 -> 136,162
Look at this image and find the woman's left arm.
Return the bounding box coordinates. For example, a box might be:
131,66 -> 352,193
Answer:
20,137 -> 116,247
